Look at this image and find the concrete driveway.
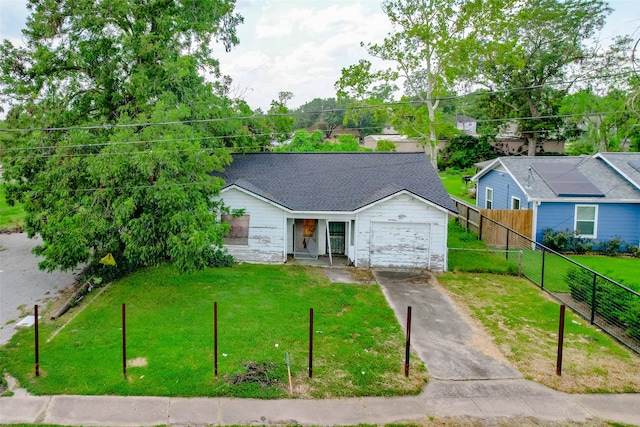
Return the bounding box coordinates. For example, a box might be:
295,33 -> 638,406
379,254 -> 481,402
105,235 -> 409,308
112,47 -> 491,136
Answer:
0,233 -> 80,344
373,269 -> 521,380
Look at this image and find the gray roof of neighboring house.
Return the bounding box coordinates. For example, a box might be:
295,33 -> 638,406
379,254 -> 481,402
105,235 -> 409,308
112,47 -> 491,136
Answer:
594,152 -> 640,191
217,152 -> 457,213
473,155 -> 640,202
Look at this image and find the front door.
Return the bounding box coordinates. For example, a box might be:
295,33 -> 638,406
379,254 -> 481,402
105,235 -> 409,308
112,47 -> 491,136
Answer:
328,222 -> 346,255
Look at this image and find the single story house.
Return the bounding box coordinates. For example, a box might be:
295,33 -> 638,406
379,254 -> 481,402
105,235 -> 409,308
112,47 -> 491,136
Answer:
472,153 -> 640,246
215,152 -> 457,270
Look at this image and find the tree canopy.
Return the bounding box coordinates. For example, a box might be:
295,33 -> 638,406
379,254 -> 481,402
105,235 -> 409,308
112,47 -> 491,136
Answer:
336,0 -> 487,168
0,0 -> 245,273
467,0 -> 620,155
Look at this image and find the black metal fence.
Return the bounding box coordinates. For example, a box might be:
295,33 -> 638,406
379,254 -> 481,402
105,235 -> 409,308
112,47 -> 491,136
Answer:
454,205 -> 640,355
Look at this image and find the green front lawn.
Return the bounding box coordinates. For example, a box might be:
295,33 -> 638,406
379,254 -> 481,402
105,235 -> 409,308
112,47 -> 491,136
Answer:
438,272 -> 640,393
0,264 -> 425,398
0,183 -> 25,230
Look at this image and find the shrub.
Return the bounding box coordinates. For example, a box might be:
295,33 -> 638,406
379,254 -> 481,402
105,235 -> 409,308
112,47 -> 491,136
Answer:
565,267 -> 640,339
627,245 -> 640,258
542,228 -> 569,252
541,228 -> 593,254
204,246 -> 235,268
597,236 -> 625,256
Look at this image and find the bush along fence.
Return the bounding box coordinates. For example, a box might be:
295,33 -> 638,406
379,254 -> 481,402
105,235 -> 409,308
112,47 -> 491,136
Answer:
452,198 -> 640,355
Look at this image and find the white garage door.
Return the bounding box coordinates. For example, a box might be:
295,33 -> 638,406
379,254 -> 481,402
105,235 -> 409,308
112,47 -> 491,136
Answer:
370,222 -> 431,268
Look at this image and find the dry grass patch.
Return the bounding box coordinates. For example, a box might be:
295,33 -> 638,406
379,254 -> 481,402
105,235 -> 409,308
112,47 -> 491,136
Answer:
437,272 -> 640,393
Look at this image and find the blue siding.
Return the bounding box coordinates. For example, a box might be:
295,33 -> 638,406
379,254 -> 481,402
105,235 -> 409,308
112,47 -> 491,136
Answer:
477,170 -> 528,209
535,202 -> 640,246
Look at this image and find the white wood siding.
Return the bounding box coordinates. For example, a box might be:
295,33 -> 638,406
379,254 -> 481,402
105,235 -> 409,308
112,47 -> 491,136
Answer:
355,193 -> 448,271
370,222 -> 431,268
220,188 -> 286,263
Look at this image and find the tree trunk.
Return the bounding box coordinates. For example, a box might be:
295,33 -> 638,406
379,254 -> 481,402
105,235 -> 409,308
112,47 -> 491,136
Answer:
526,135 -> 537,156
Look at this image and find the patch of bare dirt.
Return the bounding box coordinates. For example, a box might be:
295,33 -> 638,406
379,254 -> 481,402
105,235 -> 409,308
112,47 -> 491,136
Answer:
349,268 -> 375,283
227,361 -> 281,387
127,357 -> 148,367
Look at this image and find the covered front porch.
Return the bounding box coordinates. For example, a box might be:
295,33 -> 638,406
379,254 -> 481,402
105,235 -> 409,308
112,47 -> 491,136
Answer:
286,217 -> 355,267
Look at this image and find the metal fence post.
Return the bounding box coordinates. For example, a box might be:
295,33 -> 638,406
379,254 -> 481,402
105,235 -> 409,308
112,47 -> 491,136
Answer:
214,301 -> 218,376
540,247 -> 546,289
556,305 -> 566,376
35,305 -> 40,377
590,273 -> 597,325
122,303 -> 127,380
309,308 -> 313,379
518,250 -> 523,276
404,306 -> 412,377
505,229 -> 510,260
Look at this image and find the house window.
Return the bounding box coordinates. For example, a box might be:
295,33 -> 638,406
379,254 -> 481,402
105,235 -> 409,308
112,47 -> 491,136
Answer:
350,220 -> 356,243
485,187 -> 493,209
222,214 -> 249,245
574,205 -> 597,238
511,197 -> 520,210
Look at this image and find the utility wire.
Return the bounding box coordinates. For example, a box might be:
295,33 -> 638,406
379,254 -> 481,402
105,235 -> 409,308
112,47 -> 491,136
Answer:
1,109 -> 637,156
0,70 -> 633,134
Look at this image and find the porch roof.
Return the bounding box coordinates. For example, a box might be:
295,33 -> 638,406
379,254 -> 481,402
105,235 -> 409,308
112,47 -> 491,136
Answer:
216,152 -> 457,213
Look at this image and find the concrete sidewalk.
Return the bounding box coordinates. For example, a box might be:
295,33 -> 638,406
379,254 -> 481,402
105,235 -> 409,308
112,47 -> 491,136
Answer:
1,268 -> 639,426
2,381 -> 639,426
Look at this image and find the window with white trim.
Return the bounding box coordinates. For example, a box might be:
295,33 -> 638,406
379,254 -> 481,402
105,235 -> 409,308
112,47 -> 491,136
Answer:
574,205 -> 597,238
485,187 -> 493,209
511,196 -> 520,210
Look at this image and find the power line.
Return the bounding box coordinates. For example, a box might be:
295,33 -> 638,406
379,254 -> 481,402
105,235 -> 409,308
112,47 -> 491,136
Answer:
1,109 -> 637,156
0,71 -> 633,134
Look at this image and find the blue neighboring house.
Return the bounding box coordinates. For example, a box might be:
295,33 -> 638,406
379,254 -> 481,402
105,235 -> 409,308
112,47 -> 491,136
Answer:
472,152 -> 640,247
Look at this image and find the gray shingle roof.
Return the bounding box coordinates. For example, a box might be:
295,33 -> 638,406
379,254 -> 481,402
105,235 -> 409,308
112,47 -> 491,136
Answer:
217,152 -> 457,212
595,152 -> 640,191
477,155 -> 640,201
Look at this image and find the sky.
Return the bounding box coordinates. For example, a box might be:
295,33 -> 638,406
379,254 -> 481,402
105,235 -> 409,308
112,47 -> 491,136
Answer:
0,0 -> 639,113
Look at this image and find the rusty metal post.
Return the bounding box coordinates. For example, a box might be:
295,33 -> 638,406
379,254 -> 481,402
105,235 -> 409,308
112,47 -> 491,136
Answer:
35,304 -> 40,377
556,304 -> 566,376
214,301 -> 218,376
122,303 -> 127,380
404,306 -> 412,377
309,308 -> 314,379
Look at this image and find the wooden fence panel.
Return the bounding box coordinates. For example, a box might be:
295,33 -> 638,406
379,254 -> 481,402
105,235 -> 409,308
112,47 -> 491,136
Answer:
480,209 -> 532,239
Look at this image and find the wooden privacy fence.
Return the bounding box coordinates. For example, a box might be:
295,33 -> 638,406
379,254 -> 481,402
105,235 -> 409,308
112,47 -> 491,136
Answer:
481,208 -> 532,248
452,197 -> 532,248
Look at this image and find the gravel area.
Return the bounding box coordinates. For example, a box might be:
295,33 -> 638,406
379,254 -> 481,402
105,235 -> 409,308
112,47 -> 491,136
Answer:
0,232 -> 81,344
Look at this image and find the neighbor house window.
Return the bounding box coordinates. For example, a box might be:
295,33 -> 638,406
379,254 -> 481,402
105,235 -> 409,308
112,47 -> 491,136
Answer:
485,187 -> 493,209
511,197 -> 520,210
574,205 -> 597,238
222,214 -> 250,245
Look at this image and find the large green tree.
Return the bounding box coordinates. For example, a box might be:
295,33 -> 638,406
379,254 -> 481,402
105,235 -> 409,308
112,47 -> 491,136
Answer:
336,0 -> 486,168
561,88 -> 639,153
0,0 -> 243,273
467,0 -> 618,156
